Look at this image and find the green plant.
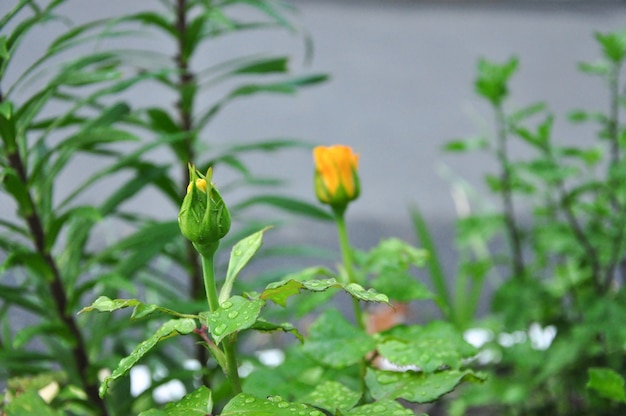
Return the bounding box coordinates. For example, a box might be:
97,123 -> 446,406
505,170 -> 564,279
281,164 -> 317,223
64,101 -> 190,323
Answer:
416,28 -> 626,415
0,1 -> 154,414
1,0 -> 327,414
86,0 -> 329,389
79,145 -> 483,415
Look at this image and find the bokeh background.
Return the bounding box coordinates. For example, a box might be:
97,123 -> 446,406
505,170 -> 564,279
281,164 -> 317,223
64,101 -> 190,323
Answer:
2,0 -> 626,308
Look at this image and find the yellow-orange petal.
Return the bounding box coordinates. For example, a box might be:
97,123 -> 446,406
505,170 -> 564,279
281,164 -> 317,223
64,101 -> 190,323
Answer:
187,178 -> 208,194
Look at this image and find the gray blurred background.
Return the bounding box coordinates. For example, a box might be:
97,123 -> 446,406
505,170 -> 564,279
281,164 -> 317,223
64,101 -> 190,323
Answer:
2,0 -> 626,309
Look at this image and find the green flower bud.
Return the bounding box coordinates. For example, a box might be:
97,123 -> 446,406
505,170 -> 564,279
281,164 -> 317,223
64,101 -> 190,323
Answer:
178,165 -> 231,256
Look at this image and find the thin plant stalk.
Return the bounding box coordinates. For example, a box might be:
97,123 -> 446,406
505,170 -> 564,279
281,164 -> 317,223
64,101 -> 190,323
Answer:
4,135 -> 109,416
199,248 -> 242,394
223,335 -> 243,395
200,252 -> 220,312
494,104 -> 526,279
334,211 -> 365,329
333,209 -> 369,402
604,61 -> 625,290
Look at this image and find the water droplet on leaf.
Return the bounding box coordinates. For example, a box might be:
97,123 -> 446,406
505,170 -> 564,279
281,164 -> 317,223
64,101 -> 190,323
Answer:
213,323 -> 227,335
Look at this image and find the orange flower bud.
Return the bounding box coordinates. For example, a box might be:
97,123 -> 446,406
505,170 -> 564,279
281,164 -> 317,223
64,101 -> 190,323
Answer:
313,145 -> 360,212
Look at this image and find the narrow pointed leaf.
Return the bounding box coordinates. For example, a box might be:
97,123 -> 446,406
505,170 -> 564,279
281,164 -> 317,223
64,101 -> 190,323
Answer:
219,227 -> 270,304
231,195 -> 333,221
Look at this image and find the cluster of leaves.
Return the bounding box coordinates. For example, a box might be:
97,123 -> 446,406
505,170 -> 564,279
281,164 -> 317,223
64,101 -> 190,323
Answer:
417,29 -> 626,415
80,228 -> 483,415
0,0 -> 327,414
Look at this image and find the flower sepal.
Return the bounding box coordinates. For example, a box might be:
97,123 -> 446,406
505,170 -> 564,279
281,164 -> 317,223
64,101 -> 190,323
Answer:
178,165 -> 231,256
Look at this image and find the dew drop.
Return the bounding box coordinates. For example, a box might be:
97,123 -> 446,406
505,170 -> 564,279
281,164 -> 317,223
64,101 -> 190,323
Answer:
377,374 -> 396,384
213,323 -> 227,335
228,311 -> 239,319
277,402 -> 289,408
222,301 -> 233,309
244,396 -> 255,404
234,249 -> 243,256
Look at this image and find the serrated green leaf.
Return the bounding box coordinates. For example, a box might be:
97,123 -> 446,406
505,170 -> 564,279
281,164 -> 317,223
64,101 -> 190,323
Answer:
261,277 -> 388,307
4,389 -> 63,416
346,400 -> 413,416
378,321 -> 476,372
138,386 -> 212,416
344,283 -> 389,303
475,56 -> 518,106
587,367 -> 626,403
219,227 -> 270,304
201,296 -> 264,345
100,318 -> 196,397
595,30 -> 626,63
78,296 -> 196,320
301,381 -> 360,414
251,318 -> 303,342
366,368 -> 485,403
221,394 -> 324,416
302,309 -> 375,368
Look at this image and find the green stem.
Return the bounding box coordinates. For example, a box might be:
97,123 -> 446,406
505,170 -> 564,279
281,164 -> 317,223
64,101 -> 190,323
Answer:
494,104 -> 525,279
199,247 -> 242,394
200,251 -> 220,312
334,211 -> 365,330
333,209 -> 369,402
224,335 -> 243,395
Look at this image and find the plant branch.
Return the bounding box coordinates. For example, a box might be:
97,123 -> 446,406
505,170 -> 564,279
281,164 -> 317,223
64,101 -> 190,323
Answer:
200,252 -> 220,312
174,0 -> 210,376
544,145 -> 603,290
223,334 -> 243,395
5,149 -> 108,416
334,212 -> 365,329
494,105 -> 525,279
333,209 -> 369,402
604,62 -> 624,290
